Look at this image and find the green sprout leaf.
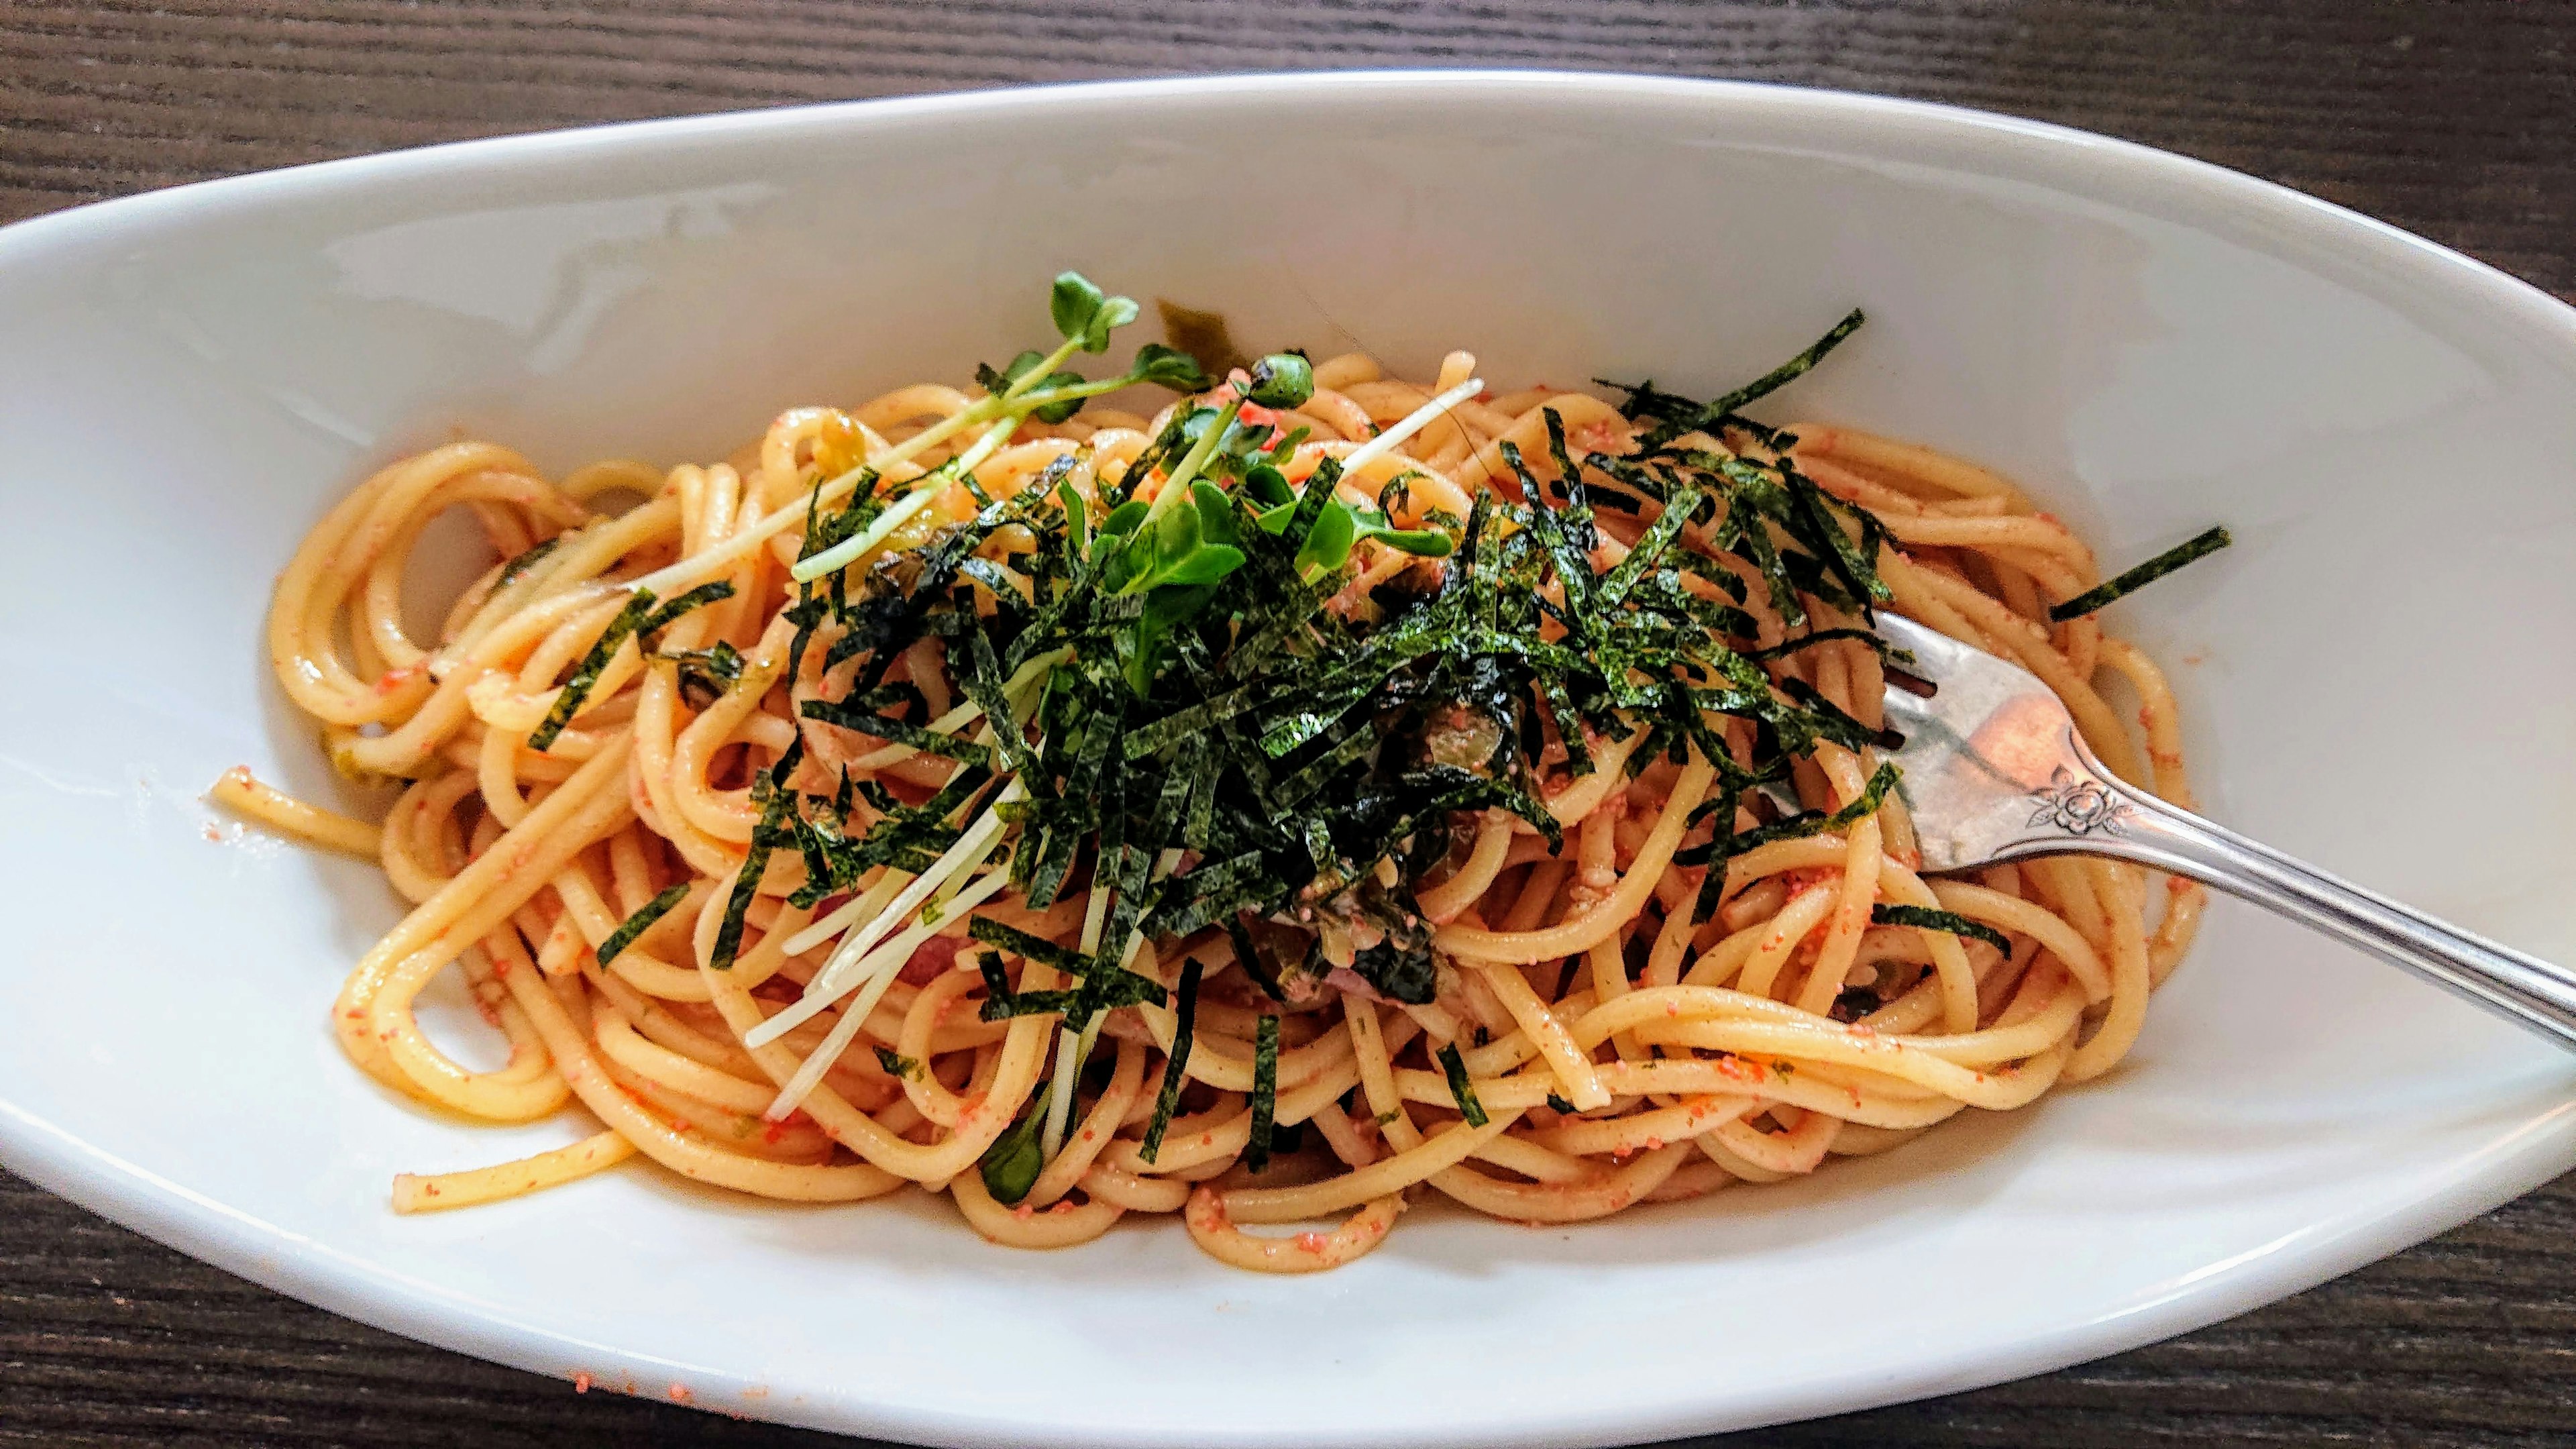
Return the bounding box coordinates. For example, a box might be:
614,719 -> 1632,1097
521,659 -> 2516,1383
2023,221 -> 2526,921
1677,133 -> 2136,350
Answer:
1349,509 -> 1454,559
1051,272 -> 1105,345
1050,271 -> 1140,354
1088,295 -> 1140,351
1243,464 -> 1295,511
1243,352 -> 1314,409
1293,499 -> 1357,576
978,1108 -> 1047,1205
1129,342 -> 1211,392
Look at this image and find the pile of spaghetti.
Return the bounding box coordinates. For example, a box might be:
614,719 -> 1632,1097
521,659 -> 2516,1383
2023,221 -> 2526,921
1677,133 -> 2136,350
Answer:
225,274 -> 2209,1272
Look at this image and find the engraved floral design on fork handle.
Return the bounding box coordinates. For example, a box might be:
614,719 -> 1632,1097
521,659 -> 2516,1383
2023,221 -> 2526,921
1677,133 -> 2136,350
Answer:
2027,765 -> 2133,837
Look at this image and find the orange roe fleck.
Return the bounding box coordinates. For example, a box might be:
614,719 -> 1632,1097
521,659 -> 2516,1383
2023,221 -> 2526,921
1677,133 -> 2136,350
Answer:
574,1373 -> 592,1394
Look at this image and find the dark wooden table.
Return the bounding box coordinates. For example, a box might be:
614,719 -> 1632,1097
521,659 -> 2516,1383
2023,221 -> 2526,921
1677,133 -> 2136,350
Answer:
7,3 -> 2575,1445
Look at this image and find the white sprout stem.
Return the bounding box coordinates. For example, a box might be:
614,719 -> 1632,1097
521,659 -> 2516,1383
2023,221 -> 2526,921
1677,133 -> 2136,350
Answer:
777,649 -> 1065,955
1034,853 -> 1172,1160
790,414 -> 1018,584
1076,879 -> 1114,955
1032,874 -> 1120,1161
813,785 -> 1017,979
745,780 -> 1023,1048
849,700 -> 985,771
828,775 -> 1022,963
1340,376 -> 1484,477
631,411 -> 983,598
841,644 -> 1063,773
1039,1012 -> 1102,1160
632,334 -> 1090,598
1138,393 -> 1245,526
757,865 -> 1014,1120
779,861 -> 911,961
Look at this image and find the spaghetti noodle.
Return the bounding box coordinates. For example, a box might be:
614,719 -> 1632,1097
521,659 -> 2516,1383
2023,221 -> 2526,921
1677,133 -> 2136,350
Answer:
226,276 -> 2206,1272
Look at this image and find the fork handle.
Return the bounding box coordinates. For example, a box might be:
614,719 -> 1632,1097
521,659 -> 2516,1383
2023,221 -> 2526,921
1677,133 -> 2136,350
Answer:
2037,739 -> 2576,1051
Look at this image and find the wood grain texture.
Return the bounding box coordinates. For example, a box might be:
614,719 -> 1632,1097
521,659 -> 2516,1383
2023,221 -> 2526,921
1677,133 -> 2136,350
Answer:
3,2 -> 2574,1445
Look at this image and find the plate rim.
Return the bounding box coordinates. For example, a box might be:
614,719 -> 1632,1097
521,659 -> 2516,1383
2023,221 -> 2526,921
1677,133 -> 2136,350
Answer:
5,67 -> 2576,1448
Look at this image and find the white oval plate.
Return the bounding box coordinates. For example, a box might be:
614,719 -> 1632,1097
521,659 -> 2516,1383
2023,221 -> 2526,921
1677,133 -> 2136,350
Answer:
3,71 -> 2573,1448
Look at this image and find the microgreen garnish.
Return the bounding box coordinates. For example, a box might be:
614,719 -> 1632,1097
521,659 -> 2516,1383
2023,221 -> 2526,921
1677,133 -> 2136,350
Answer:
595,883 -> 690,966
1870,904 -> 2013,955
1436,1042 -> 1489,1128
1053,272 -> 1140,353
979,1108 -> 1046,1205
2048,525 -> 2232,621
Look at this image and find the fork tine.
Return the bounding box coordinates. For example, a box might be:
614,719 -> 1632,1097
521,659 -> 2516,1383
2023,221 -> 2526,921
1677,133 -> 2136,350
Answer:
1871,612 -> 1965,680
1868,610 -> 2088,871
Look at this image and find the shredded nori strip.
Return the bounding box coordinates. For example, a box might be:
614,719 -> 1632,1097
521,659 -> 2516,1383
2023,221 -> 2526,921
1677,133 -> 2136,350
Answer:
798,696 -> 995,765
595,883 -> 690,966
1224,917 -> 1289,1003
1138,957 -> 1205,1164
874,1046 -> 922,1080
1436,1042 -> 1489,1128
979,987 -> 1087,1021
1608,307 -> 1866,450
638,580 -> 736,638
966,917 -> 1091,975
1741,628 -> 1913,665
1870,904 -> 2013,955
1546,1092 -> 1578,1114
494,536 -> 561,588
1246,1013 -> 1281,1173
2048,525 -> 2233,621
527,588 -> 657,751
1681,761 -> 1902,915
710,739 -> 802,971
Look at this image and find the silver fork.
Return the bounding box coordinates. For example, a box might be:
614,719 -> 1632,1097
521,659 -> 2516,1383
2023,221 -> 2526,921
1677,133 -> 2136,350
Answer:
1870,612 -> 2576,1049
